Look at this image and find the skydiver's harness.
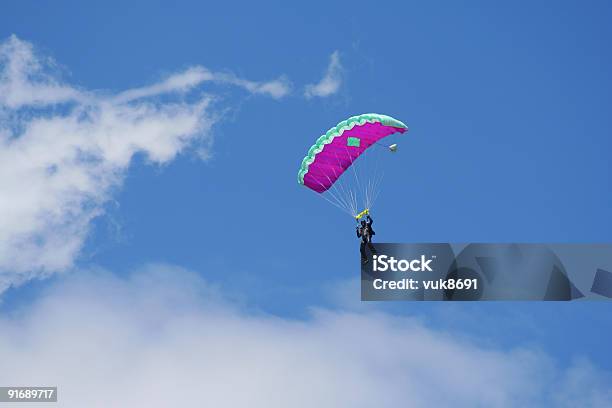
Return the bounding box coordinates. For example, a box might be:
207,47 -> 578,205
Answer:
359,226 -> 371,243
356,210 -> 375,243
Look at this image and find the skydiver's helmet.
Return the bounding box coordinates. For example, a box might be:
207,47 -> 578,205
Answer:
361,220 -> 366,227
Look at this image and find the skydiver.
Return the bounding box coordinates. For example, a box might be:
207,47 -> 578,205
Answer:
356,215 -> 377,264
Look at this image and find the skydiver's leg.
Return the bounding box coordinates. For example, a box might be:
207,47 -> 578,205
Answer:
360,242 -> 367,264
367,241 -> 377,255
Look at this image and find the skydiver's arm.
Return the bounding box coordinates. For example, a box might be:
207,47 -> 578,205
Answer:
356,228 -> 361,238
367,215 -> 373,226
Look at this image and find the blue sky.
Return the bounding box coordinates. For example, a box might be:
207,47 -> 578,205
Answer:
1,1 -> 611,406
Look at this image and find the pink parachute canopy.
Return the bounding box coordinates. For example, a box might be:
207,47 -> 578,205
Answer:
297,114 -> 408,193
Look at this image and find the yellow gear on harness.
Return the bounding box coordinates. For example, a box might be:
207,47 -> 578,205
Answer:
354,208 -> 370,220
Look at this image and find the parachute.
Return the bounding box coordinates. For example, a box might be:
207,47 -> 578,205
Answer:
297,113 -> 408,218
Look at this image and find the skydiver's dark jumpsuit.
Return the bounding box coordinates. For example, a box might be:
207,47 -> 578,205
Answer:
357,215 -> 377,264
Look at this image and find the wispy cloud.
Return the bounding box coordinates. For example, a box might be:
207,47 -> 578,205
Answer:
209,72 -> 292,99
0,35 -> 83,107
0,35 -> 289,289
112,66 -> 214,102
0,264 -> 610,408
304,51 -> 343,99
114,67 -> 291,103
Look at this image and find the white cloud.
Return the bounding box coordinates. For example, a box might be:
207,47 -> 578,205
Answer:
209,72 -> 292,99
114,67 -> 291,103
112,66 -> 215,103
0,35 -> 289,289
304,51 -> 343,99
0,35 -> 83,108
0,264 -> 610,408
